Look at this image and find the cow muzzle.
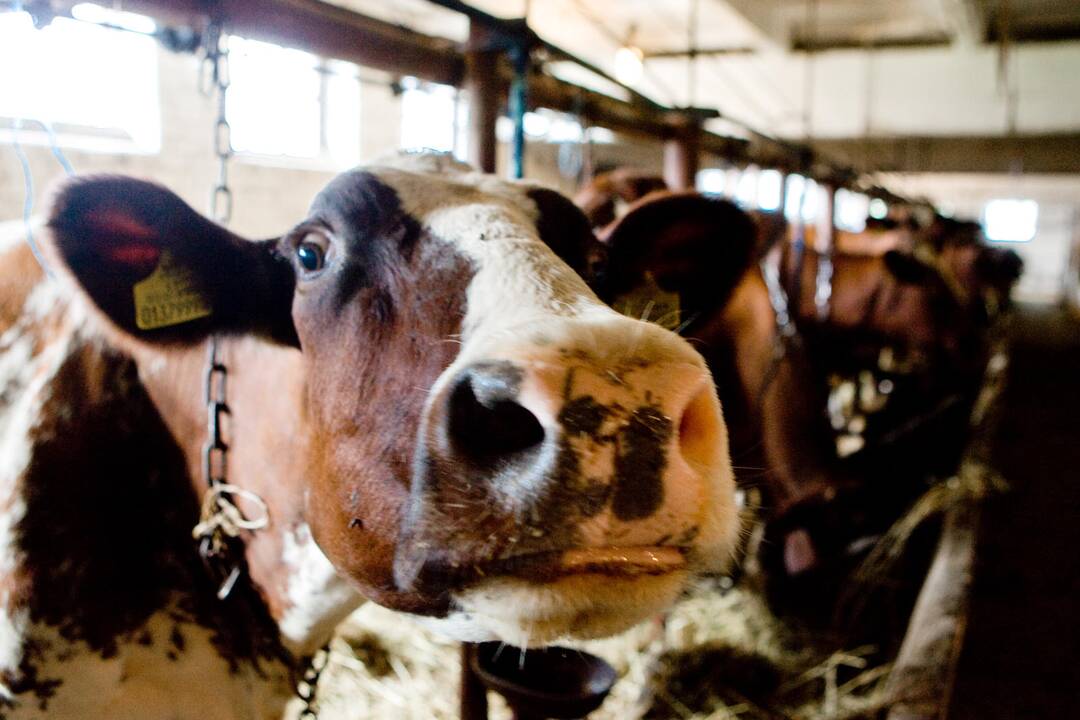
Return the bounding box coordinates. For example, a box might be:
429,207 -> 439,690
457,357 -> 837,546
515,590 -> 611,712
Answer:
394,324 -> 737,644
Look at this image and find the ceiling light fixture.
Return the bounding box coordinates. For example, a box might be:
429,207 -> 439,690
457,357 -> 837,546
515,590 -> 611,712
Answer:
614,24 -> 643,86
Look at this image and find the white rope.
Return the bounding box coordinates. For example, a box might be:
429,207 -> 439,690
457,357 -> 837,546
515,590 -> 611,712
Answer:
192,483 -> 270,543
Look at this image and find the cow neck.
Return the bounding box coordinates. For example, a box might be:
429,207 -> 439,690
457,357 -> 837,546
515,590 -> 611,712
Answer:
192,335 -> 268,601
131,335 -> 363,659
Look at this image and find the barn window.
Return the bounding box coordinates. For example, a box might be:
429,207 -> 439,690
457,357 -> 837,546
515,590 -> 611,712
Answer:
496,109 -> 583,144
983,199 -> 1038,243
0,6 -> 160,152
696,168 -> 726,195
869,197 -> 889,219
757,169 -> 783,212
835,189 -> 870,233
784,174 -> 819,222
399,76 -> 466,158
735,166 -> 760,208
226,36 -> 361,166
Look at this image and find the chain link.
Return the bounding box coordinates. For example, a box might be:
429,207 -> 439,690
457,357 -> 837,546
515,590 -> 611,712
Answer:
203,20 -> 233,225
192,19 -> 250,602
296,645 -> 331,720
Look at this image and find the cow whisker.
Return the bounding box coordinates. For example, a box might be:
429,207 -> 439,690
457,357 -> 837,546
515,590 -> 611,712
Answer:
673,312 -> 701,335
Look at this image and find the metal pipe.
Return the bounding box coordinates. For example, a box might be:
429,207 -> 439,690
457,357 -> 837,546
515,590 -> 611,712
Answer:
508,43 -> 529,179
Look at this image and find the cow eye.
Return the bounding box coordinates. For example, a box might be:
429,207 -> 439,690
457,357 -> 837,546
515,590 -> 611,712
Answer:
295,231 -> 330,275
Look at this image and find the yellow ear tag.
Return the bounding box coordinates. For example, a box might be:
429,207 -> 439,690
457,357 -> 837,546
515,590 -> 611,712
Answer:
133,251 -> 212,330
612,271 -> 682,330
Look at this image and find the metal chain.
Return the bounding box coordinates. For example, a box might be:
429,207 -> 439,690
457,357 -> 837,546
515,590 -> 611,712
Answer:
193,336 -> 271,599
296,645 -> 331,720
194,21 -> 323,718
191,18 -> 272,602
201,20 -> 233,225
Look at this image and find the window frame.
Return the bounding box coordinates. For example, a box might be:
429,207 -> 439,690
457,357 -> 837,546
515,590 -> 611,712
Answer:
0,9 -> 162,155
225,36 -> 361,171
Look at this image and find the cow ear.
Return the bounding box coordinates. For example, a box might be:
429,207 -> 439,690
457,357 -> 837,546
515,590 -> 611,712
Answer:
883,249 -> 938,285
597,193 -> 758,315
44,176 -> 298,346
525,186 -> 604,281
976,247 -> 1024,284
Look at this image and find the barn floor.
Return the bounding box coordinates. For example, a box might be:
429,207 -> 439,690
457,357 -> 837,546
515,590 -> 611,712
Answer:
951,304 -> 1080,719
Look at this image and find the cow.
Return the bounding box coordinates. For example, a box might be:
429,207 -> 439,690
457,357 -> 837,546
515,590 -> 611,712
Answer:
574,168 -> 670,232
0,153 -> 739,718
585,188 -> 1021,622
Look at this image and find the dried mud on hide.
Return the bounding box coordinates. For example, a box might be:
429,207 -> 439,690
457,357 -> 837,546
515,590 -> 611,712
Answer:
295,578 -> 895,720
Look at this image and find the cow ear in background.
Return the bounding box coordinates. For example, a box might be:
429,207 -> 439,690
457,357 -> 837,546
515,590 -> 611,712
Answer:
597,193 -> 758,315
44,175 -> 298,346
883,249 -> 938,285
976,247 -> 1024,284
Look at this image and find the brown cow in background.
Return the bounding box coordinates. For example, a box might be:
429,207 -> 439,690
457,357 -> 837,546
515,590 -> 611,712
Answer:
576,178 -> 1022,623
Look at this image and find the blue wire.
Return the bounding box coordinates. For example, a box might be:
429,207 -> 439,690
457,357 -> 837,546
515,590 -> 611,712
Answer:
6,1 -> 76,279
37,119 -> 75,176
10,119 -> 56,278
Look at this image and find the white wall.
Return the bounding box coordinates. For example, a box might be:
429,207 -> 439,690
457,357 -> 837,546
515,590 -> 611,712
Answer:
879,172 -> 1080,304
0,44 -> 402,240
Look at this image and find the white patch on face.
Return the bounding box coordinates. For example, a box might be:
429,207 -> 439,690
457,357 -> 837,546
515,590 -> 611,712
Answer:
422,572 -> 688,648
278,523 -> 362,656
370,161 -> 607,348
4,605 -> 294,720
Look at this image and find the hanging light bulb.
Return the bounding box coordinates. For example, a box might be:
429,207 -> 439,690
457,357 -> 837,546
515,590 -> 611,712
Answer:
614,24 -> 644,86
614,45 -> 644,86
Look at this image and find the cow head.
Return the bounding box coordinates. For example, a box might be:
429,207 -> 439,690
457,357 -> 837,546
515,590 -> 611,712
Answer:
41,153 -> 738,647
574,169 -> 670,231
757,241 -> 1021,619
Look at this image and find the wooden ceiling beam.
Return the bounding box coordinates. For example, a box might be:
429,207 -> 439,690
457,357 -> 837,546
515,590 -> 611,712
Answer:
811,133 -> 1080,174
105,0 -> 465,85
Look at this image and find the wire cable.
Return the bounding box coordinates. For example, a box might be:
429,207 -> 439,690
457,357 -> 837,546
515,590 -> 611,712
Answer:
10,119 -> 55,278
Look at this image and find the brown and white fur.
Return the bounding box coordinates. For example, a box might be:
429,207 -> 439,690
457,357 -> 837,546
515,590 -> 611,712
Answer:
0,153 -> 738,718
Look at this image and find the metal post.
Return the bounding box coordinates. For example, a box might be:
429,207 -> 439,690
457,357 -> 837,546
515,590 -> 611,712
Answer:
663,116 -> 701,191
817,182 -> 836,253
508,43 -> 529,179
814,182 -> 836,320
460,643 -> 489,720
777,170 -> 789,217
465,22 -> 500,174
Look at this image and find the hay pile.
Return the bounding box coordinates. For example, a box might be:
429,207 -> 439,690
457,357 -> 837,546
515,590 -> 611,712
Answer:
298,577 -> 893,720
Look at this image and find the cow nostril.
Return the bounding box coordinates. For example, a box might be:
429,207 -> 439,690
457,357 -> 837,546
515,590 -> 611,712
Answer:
448,374 -> 545,462
677,383 -> 721,471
